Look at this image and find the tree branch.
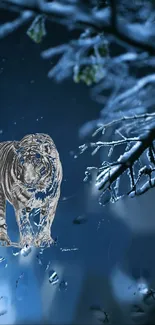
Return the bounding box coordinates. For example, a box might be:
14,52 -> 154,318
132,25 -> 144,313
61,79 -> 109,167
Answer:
0,10 -> 33,38
96,127 -> 155,192
1,0 -> 155,54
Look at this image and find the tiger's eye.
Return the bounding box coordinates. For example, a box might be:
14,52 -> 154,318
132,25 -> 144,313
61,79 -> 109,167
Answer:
44,145 -> 50,153
26,207 -> 31,212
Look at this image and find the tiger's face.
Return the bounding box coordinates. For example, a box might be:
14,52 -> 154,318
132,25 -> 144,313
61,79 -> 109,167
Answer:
15,134 -> 60,192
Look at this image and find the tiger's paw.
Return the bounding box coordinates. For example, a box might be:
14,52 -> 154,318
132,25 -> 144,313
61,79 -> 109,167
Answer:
0,232 -> 11,246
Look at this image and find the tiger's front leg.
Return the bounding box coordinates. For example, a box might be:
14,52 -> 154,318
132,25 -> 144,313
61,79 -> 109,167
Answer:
0,185 -> 11,246
15,207 -> 35,247
35,199 -> 58,248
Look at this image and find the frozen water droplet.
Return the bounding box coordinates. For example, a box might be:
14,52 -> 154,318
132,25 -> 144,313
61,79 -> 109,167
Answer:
0,257 -> 7,268
49,270 -> 59,285
59,280 -> 68,291
0,296 -> 8,316
20,245 -> 32,257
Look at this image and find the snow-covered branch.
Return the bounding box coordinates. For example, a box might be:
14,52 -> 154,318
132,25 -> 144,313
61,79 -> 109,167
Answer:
96,128 -> 155,192
79,113 -> 155,204
1,0 -> 155,54
0,10 -> 33,38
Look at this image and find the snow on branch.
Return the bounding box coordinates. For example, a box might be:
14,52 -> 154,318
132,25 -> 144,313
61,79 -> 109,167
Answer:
1,0 -> 155,54
0,10 -> 33,38
79,113 -> 155,205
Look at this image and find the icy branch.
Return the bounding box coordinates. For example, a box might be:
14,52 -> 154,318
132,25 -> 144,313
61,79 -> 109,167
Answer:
1,0 -> 155,54
0,10 -> 33,38
77,112 -> 155,204
95,124 -> 155,199
129,176 -> 155,198
107,74 -> 155,109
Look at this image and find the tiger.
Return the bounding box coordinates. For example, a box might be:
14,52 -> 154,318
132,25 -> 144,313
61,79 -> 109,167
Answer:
0,133 -> 62,248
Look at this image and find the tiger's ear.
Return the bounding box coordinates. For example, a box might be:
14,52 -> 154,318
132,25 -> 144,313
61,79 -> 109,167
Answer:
13,141 -> 20,152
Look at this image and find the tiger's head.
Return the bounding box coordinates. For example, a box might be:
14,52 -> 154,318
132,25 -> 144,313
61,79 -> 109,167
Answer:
14,133 -> 62,194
